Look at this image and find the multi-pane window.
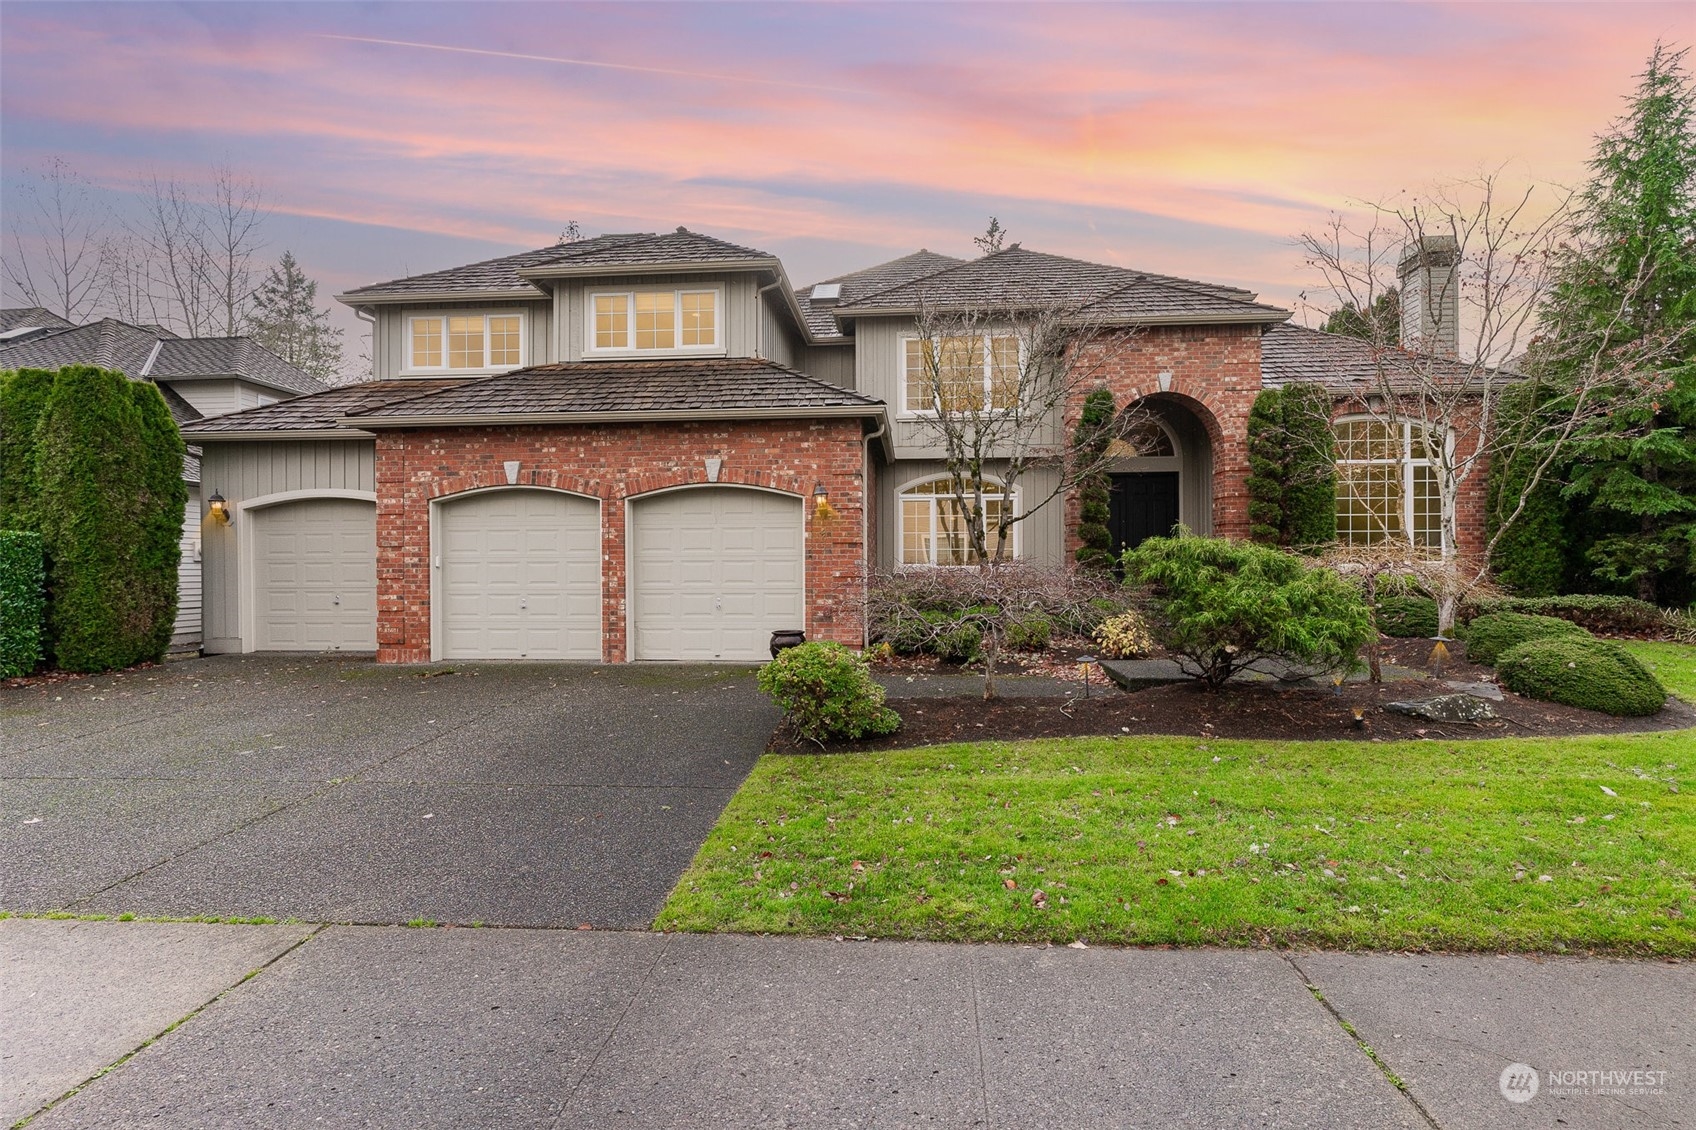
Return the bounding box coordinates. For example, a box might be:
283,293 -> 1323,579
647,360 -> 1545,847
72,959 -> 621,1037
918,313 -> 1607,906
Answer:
1334,417 -> 1443,549
407,314 -> 523,371
899,477 -> 1015,566
903,335 -> 1021,414
591,290 -> 719,352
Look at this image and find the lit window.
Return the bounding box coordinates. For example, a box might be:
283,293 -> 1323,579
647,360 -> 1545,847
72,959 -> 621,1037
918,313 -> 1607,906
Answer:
590,290 -> 718,353
898,477 -> 1014,566
1334,418 -> 1443,549
903,334 -> 1021,414
407,313 -> 524,371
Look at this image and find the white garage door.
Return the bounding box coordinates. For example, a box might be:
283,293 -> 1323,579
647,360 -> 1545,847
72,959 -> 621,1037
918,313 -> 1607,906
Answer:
631,487 -> 803,661
436,490 -> 600,660
252,498 -> 377,652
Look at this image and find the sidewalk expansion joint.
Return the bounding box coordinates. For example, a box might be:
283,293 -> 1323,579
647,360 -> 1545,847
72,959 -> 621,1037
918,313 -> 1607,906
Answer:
551,931 -> 673,1125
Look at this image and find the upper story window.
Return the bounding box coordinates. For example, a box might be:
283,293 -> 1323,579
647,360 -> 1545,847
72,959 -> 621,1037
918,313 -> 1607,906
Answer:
1334,417 -> 1443,550
590,288 -> 720,354
902,334 -> 1020,414
407,313 -> 523,372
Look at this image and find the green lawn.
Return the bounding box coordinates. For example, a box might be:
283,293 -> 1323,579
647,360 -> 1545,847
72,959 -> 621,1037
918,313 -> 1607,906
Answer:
1618,640 -> 1696,702
657,729 -> 1696,953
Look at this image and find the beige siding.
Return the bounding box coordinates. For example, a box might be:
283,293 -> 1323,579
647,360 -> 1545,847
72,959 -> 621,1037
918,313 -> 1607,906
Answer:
169,379 -> 245,419
198,440 -> 377,653
798,343 -> 856,389
371,300 -> 554,379
758,292 -> 798,368
875,460 -> 1065,572
171,482 -> 202,650
556,274 -> 760,362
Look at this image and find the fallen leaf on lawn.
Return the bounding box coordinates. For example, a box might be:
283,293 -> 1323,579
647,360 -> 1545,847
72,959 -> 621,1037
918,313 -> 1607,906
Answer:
1031,889 -> 1048,909
1601,786 -> 1618,797
1003,878 -> 1018,890
850,860 -> 865,872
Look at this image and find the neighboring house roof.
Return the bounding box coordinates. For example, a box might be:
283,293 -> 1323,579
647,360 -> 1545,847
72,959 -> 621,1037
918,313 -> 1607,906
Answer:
796,250 -> 967,339
0,307 -> 76,337
0,318 -> 327,399
148,337 -> 328,397
0,319 -> 163,380
183,379 -> 465,437
1259,322 -> 1502,390
336,229 -> 779,304
342,359 -> 883,426
832,246 -> 1288,325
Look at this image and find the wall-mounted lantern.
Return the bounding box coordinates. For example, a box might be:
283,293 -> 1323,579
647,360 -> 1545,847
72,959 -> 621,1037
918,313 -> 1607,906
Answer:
812,481 -> 835,521
208,491 -> 231,526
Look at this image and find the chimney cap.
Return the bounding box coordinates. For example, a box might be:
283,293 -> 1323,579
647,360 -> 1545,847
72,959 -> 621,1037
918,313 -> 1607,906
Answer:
1398,234 -> 1459,277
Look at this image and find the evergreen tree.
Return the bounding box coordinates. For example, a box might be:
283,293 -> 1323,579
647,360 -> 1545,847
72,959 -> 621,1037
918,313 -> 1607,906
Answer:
1071,388 -> 1116,570
247,251 -> 346,382
0,368 -> 56,531
1321,288 -> 1400,343
1544,44 -> 1696,605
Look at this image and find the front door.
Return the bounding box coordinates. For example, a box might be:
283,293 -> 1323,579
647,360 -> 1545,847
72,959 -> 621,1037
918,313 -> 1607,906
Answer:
1108,472 -> 1180,555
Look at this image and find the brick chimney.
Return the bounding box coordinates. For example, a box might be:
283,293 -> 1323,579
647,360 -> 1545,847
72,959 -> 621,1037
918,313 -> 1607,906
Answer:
1397,235 -> 1460,357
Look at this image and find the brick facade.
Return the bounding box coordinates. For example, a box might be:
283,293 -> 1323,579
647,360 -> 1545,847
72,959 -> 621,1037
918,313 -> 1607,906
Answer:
373,419 -> 868,663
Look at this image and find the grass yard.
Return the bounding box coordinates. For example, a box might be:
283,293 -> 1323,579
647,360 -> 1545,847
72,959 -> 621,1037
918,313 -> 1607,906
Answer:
657,728 -> 1696,954
1618,640 -> 1696,702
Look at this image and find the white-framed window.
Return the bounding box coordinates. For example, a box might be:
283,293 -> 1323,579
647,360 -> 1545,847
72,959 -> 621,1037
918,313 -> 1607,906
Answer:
900,333 -> 1021,415
898,476 -> 1016,566
588,288 -> 721,354
1334,416 -> 1443,549
405,312 -> 524,373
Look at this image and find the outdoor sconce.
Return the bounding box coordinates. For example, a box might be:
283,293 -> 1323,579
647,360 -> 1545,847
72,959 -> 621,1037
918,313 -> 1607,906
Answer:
812,482 -> 835,520
208,491 -> 231,526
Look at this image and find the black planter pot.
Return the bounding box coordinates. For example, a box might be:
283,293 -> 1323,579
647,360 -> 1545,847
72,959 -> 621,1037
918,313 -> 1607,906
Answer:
769,629 -> 807,659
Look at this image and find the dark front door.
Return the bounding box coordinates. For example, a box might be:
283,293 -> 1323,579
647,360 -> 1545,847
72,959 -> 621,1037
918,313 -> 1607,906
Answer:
1108,472 -> 1180,555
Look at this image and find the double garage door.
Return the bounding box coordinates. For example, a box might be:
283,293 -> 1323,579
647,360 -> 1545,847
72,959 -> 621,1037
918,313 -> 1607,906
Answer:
250,487 -> 802,660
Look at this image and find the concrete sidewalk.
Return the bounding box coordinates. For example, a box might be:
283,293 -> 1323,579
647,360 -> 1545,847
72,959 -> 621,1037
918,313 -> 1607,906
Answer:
5,920 -> 1689,1129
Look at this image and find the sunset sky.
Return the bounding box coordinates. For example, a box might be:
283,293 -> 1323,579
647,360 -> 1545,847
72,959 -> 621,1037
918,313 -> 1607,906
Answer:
2,1 -> 1689,341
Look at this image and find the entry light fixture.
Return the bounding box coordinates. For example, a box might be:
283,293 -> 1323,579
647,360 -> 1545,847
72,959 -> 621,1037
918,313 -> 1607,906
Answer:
812,481 -> 835,522
208,491 -> 231,526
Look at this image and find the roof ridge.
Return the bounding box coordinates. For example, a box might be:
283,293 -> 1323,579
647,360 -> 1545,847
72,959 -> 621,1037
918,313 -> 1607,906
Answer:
343,243 -> 568,295
840,251 -> 994,307
809,248 -> 966,290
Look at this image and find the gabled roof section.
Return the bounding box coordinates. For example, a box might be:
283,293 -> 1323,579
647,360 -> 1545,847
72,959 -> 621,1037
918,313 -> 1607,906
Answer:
0,318 -> 328,397
796,250 -> 966,338
149,338 -> 329,397
832,246 -> 1287,325
0,319 -> 163,379
336,242 -> 610,304
183,379 -> 465,437
517,227 -> 776,275
1259,322 -> 1507,389
342,358 -> 883,427
0,307 -> 76,335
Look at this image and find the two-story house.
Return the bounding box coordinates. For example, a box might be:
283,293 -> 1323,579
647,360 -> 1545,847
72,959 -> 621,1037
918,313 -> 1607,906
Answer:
183,228 -> 1479,663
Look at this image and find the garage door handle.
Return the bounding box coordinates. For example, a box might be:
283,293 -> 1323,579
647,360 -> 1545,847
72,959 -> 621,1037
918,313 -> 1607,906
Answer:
333,593 -> 341,606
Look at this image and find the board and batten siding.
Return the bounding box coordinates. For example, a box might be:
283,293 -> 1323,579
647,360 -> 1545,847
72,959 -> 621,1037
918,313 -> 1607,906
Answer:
798,343 -> 856,389
370,300 -> 554,380
198,440 -> 377,653
875,460 -> 1065,572
554,274 -> 761,363
171,481 -> 203,651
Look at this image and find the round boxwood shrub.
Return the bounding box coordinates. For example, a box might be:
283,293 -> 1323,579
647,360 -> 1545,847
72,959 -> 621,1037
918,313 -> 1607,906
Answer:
1463,612 -> 1590,667
757,641 -> 901,744
1497,637 -> 1666,716
1373,595 -> 1439,638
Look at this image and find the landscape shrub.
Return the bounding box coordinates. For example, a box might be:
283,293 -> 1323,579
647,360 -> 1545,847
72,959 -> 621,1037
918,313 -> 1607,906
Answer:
1463,594 -> 1666,637
1484,382 -> 1568,596
1373,594 -> 1439,638
926,610 -> 985,662
1004,612 -> 1053,652
1091,610 -> 1155,659
0,531 -> 45,678
1462,612 -> 1591,667
1245,385 -> 1336,549
0,368 -> 55,531
1122,535 -> 1372,688
1496,636 -> 1666,717
1072,388 -> 1116,572
756,641 -> 901,743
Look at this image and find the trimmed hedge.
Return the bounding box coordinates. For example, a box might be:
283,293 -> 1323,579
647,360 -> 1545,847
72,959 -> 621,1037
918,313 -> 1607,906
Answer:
1464,594 -> 1666,637
1373,595 -> 1439,638
1245,385 -> 1337,549
1484,382 -> 1568,596
1497,636 -> 1667,717
1072,388 -> 1116,571
0,530 -> 46,677
0,368 -> 56,531
1463,612 -> 1591,667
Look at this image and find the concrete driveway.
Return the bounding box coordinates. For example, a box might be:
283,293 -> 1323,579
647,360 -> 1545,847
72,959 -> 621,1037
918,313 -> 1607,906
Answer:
0,655 -> 776,928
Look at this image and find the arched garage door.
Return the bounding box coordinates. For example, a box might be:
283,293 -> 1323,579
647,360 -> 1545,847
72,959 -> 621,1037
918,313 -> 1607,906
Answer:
252,498 -> 377,651
436,490 -> 600,660
630,487 -> 804,661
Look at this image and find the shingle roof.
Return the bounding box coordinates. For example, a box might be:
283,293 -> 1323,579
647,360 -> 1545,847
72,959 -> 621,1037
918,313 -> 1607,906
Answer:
0,319 -> 161,378
149,338 -> 329,397
345,359 -> 882,424
183,379 -> 464,435
1259,322 -> 1500,389
338,229 -> 779,303
796,250 -> 966,338
834,246 -> 1286,323
0,307 -> 76,334
0,319 -> 326,397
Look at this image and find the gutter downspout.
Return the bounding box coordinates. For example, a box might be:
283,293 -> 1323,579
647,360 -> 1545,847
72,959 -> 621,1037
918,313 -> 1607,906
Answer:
859,415 -> 889,648
354,306 -> 377,378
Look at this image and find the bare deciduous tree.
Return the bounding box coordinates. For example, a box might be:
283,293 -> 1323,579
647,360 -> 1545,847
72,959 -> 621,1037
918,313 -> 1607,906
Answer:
3,157 -> 108,322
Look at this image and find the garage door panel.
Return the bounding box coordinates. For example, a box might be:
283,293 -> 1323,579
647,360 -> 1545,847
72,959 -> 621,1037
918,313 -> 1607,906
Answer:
436,490 -> 600,661
253,498 -> 377,652
631,488 -> 804,661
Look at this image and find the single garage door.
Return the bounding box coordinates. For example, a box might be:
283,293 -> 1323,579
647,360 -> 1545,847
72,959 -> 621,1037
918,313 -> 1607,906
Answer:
437,489 -> 600,660
631,487 -> 803,661
252,497 -> 377,651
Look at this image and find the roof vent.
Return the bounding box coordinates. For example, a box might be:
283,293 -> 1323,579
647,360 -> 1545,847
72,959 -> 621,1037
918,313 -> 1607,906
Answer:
810,283 -> 842,307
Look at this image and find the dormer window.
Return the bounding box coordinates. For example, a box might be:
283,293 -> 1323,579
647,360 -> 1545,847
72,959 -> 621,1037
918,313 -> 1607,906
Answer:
589,288 -> 720,355
406,312 -> 524,373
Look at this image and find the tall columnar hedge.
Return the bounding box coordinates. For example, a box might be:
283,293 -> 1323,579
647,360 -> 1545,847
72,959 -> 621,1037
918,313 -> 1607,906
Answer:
34,367 -> 185,672
1485,382 -> 1567,596
1245,384 -> 1337,549
1072,388 -> 1117,571
0,530 -> 46,677
0,367 -> 57,531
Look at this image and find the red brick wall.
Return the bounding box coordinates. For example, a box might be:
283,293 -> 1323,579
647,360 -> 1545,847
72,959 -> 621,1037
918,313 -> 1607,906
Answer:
373,419 -> 868,663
